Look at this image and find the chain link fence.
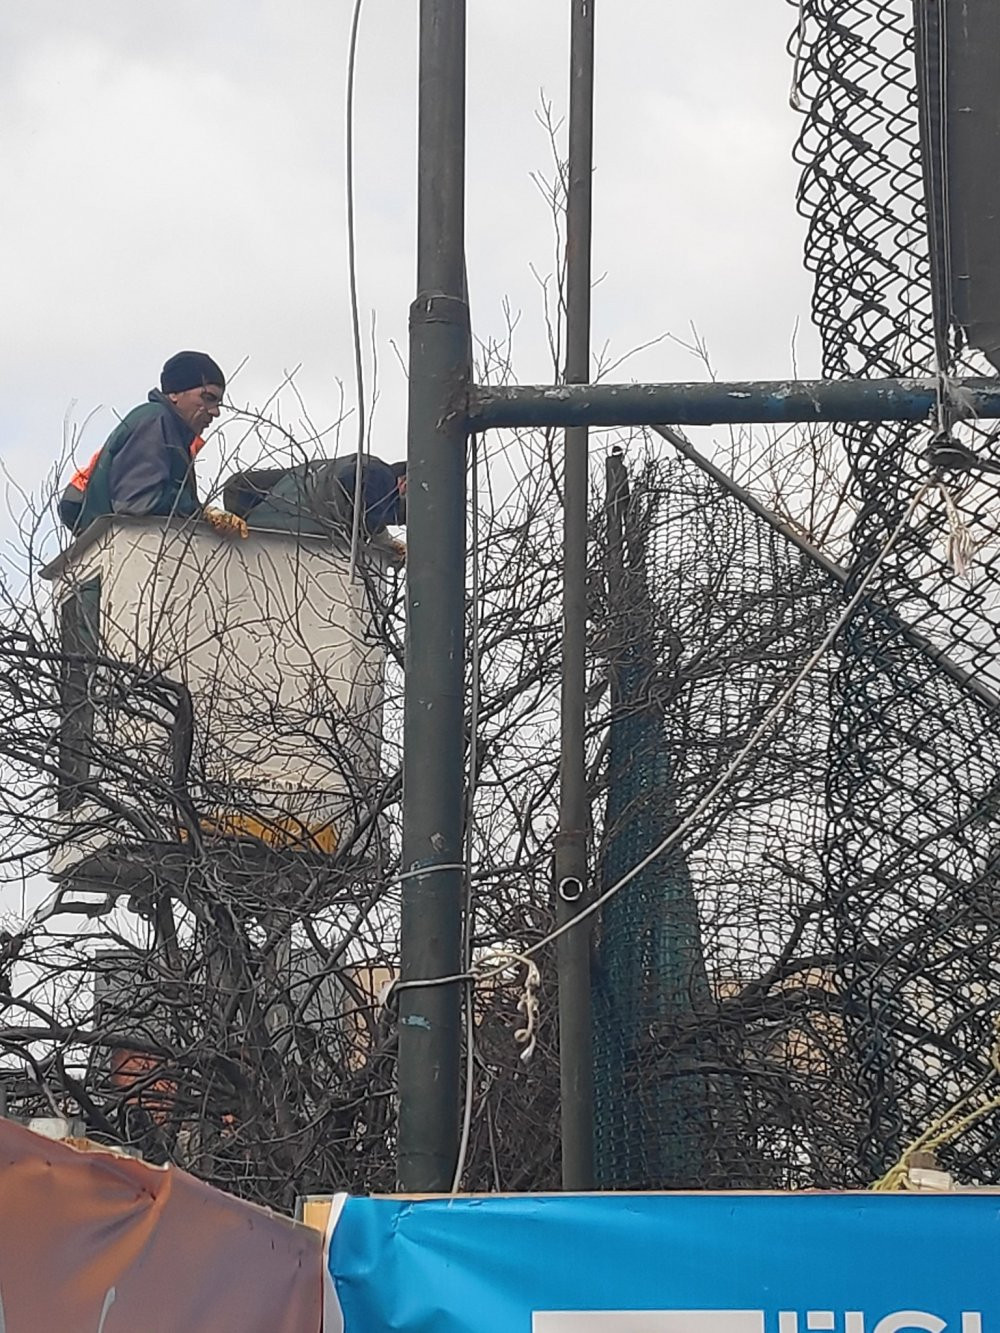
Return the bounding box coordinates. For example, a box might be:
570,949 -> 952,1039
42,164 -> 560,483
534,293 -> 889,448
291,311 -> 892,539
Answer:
593,0 -> 1000,1189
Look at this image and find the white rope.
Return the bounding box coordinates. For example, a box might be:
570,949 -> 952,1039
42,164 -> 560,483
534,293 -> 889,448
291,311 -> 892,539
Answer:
478,949 -> 542,1063
939,482 -> 975,579
940,375 -> 981,424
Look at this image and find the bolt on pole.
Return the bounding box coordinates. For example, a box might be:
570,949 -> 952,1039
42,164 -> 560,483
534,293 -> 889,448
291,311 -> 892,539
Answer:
398,0 -> 471,1193
554,0 -> 597,1191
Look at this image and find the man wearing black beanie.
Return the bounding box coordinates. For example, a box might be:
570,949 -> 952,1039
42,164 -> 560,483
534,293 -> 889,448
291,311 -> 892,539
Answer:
60,351 -> 244,537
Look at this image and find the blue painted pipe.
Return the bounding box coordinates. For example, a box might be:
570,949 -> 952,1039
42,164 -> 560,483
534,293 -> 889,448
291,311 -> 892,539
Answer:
468,377 -> 1000,429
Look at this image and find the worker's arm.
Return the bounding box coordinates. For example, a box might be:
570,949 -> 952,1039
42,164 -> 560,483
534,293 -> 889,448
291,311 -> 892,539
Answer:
108,416 -> 200,519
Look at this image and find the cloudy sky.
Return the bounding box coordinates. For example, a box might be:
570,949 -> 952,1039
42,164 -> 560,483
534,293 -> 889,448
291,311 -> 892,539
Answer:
1,1 -> 816,538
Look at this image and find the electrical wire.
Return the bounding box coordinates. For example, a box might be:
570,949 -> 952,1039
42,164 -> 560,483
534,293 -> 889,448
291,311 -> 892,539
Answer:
517,481 -> 942,960
391,475 -> 954,1001
935,0 -> 954,373
451,432 -> 482,1194
345,0 -> 368,581
788,0 -> 807,111
916,0 -> 955,427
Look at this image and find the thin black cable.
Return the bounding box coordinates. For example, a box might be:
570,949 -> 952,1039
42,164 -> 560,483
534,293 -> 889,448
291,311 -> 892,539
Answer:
346,0 -> 368,579
452,432 -> 482,1193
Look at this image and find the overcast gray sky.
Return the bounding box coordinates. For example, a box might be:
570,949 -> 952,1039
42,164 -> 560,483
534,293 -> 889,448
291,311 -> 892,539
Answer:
1,1 -> 817,529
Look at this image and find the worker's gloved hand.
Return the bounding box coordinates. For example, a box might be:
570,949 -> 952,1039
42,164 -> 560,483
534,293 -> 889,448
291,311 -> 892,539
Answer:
367,531 -> 406,566
203,506 -> 249,539
384,535 -> 407,566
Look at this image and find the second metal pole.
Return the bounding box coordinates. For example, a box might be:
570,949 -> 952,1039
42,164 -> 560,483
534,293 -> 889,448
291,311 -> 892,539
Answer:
398,0 -> 470,1193
554,0 -> 596,1191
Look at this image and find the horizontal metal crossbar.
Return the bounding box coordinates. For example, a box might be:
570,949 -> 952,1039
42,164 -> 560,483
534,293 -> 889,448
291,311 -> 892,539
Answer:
468,377 -> 1000,429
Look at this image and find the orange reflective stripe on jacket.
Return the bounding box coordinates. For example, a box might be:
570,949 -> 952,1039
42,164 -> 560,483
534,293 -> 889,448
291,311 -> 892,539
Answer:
67,450 -> 100,493
67,435 -> 206,494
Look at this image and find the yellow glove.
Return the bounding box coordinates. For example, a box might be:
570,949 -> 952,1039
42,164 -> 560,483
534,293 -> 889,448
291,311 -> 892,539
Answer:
203,507 -> 249,539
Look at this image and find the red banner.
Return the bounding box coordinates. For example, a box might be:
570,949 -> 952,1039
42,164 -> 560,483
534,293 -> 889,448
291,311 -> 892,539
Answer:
0,1119 -> 323,1332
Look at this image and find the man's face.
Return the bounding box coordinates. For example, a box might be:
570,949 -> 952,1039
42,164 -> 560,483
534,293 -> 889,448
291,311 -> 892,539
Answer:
167,383 -> 224,435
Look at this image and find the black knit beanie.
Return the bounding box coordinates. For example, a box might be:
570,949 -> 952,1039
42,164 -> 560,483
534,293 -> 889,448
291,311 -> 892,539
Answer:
160,351 -> 226,394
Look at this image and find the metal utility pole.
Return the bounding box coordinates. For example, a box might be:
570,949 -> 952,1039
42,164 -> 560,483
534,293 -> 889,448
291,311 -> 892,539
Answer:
554,0 -> 596,1191
397,0 -> 471,1193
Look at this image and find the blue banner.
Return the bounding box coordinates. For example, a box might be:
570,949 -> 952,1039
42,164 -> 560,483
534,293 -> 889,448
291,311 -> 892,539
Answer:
326,1192 -> 999,1332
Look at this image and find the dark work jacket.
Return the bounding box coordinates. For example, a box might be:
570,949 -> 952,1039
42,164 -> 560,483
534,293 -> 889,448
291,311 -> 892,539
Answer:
329,455 -> 403,534
75,391 -> 201,531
